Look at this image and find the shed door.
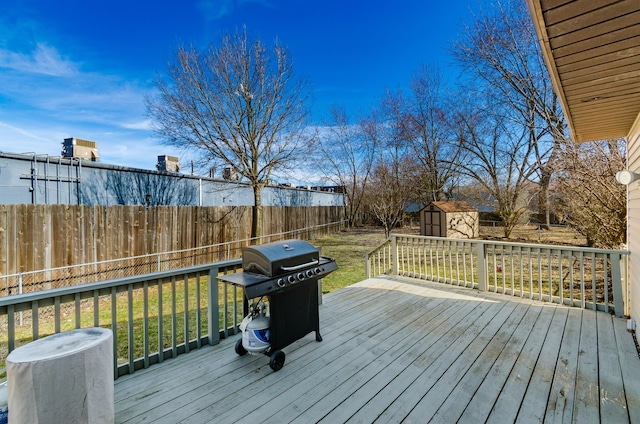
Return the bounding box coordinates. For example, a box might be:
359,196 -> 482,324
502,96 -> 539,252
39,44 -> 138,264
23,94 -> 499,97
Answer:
424,211 -> 441,236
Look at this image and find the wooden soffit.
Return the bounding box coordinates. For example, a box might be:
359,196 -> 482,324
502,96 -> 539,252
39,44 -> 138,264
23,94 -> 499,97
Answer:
526,0 -> 640,142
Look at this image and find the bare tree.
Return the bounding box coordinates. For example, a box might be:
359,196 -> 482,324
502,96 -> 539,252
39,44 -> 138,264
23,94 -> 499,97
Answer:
365,158 -> 418,238
146,28 -> 311,238
314,106 -> 377,227
362,89 -> 417,237
451,98 -> 538,238
452,0 -> 566,228
406,65 -> 463,202
554,139 -> 626,248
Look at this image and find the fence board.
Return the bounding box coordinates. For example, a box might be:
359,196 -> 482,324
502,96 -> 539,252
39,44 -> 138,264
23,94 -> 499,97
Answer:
0,205 -> 342,282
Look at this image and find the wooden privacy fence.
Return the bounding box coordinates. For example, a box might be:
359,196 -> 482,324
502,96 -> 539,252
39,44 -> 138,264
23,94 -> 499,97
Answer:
0,205 -> 344,290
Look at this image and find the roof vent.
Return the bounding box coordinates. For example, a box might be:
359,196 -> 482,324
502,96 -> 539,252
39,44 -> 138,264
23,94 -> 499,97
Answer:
157,155 -> 180,172
223,167 -> 239,181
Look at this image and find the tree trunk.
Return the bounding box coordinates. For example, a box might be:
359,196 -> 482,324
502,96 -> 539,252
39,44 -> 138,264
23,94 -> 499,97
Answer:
538,171 -> 551,229
252,185 -> 262,241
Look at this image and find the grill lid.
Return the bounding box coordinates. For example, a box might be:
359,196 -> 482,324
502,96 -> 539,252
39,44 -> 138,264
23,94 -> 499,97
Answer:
242,239 -> 319,277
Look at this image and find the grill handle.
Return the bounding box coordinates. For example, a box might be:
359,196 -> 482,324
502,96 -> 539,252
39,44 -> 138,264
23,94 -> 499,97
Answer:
280,259 -> 319,272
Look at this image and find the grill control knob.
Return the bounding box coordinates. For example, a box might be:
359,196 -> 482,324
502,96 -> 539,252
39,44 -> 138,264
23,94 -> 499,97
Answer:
306,270 -> 314,278
297,273 -> 305,280
277,278 -> 285,287
288,275 -> 296,284
314,267 -> 322,275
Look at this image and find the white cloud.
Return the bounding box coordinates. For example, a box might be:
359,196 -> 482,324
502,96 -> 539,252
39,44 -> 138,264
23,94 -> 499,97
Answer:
121,120 -> 153,131
0,44 -> 159,167
0,121 -> 50,143
0,43 -> 78,77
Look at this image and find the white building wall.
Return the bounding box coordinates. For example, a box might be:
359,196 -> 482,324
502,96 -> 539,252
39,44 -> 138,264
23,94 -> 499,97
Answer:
626,113 -> 640,323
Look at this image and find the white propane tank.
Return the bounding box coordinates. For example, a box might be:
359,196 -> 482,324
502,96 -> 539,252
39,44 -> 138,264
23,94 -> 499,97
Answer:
240,302 -> 271,354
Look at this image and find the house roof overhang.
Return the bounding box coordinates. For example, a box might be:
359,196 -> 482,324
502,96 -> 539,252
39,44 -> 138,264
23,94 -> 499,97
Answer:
526,0 -> 640,142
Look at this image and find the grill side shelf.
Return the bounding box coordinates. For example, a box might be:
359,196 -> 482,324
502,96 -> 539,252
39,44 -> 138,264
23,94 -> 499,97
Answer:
218,257 -> 337,299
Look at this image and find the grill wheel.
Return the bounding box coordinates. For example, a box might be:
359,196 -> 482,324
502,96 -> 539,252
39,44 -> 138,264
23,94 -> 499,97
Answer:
235,339 -> 248,356
269,350 -> 285,371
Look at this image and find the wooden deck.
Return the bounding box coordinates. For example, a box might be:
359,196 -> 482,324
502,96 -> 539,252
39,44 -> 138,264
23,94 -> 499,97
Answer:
114,276 -> 640,423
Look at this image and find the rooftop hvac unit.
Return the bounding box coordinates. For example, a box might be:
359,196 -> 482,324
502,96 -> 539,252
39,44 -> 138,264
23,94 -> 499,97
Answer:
157,155 -> 180,172
62,138 -> 99,161
223,167 -> 239,181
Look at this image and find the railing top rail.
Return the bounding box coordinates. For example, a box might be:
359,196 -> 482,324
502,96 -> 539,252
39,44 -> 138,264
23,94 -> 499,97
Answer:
364,238 -> 392,258
391,234 -> 629,255
0,258 -> 242,308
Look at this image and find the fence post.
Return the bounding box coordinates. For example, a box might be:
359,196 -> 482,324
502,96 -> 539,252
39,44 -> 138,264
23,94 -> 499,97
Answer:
207,266 -> 220,346
611,252 -> 624,318
476,242 -> 487,291
391,235 -> 398,275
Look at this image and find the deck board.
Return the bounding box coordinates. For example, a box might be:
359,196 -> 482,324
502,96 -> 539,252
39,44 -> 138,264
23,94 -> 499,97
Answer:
427,300 -> 538,423
545,307 -> 582,422
456,303 -> 543,421
114,276 -> 640,423
612,313 -> 640,423
573,308 -> 600,424
399,299 -> 524,423
484,304 -> 557,423
597,310 -> 629,422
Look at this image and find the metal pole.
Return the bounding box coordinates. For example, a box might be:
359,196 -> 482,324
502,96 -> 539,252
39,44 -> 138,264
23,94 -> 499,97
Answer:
56,157 -> 61,204
32,154 -> 37,204
77,159 -> 82,204
45,155 -> 49,204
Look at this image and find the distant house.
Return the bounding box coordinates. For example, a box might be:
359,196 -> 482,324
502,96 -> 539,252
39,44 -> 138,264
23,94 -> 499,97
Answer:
420,201 -> 479,239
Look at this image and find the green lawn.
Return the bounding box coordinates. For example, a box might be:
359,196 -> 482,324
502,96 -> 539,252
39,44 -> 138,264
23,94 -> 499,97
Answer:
311,226 -> 389,293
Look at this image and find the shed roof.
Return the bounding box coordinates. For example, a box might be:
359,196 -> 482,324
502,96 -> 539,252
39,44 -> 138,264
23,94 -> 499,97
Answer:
424,201 -> 479,213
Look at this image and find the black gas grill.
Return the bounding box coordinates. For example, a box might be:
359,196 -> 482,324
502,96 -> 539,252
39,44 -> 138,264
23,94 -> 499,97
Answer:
218,239 -> 337,371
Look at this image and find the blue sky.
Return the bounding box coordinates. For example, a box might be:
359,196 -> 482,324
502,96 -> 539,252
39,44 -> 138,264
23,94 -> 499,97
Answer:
0,0 -> 478,174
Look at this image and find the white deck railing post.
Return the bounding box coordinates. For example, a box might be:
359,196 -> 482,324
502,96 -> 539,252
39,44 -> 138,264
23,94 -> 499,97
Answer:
623,252 -> 629,317
391,235 -> 398,275
476,242 -> 487,292
611,252 -> 624,318
364,253 -> 371,279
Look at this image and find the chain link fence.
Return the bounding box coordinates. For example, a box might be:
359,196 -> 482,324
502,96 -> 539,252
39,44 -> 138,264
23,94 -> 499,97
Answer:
1,220 -> 345,297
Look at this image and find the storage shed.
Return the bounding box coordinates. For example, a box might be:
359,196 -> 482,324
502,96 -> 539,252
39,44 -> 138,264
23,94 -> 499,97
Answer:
420,201 -> 479,239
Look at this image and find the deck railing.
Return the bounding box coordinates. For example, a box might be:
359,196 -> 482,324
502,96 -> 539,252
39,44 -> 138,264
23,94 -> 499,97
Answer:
365,234 -> 629,317
0,259 -> 245,381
